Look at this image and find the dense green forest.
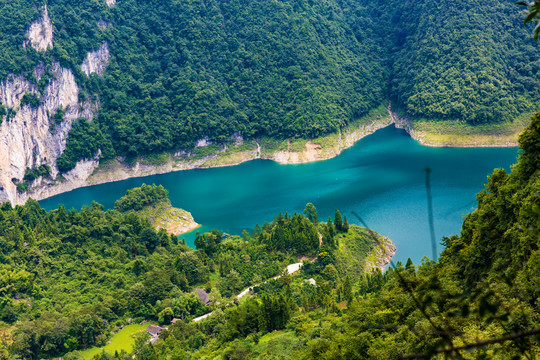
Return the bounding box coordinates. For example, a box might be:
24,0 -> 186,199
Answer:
390,0 -> 540,124
0,183 -> 374,359
0,113 -> 537,358
0,0 -> 538,170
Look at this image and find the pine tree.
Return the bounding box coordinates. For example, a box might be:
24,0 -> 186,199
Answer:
334,209 -> 343,231
327,217 -> 335,239
405,257 -> 415,273
343,276 -> 353,303
304,203 -> 318,224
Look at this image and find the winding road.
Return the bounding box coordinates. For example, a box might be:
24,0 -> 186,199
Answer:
192,262 -> 303,322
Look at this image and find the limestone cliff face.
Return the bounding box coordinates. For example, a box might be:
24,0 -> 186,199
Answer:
0,6 -> 113,205
81,43 -> 110,76
0,62 -> 97,205
106,0 -> 116,7
24,6 -> 53,52
97,19 -> 111,31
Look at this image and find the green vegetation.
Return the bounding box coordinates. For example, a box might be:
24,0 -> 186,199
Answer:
334,226 -> 389,278
78,323 -> 149,359
1,0 -> 535,170
0,114 -> 537,358
0,103 -> 6,121
258,212 -> 319,254
115,184 -> 199,236
114,184 -> 168,212
56,118 -> 113,173
0,0 -> 539,358
23,165 -> 51,183
20,92 -> 41,108
407,115 -> 531,146
12,165 -> 52,193
53,107 -> 65,124
102,324 -> 148,354
389,0 -> 540,125
0,177 -> 379,359
519,0 -> 540,39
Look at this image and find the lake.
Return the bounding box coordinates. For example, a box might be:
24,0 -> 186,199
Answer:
40,125 -> 519,264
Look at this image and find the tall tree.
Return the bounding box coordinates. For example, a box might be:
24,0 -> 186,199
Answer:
334,209 -> 343,232
304,203 -> 318,224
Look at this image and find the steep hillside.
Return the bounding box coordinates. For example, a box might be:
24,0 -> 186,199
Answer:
390,0 -> 540,124
0,0 -> 538,204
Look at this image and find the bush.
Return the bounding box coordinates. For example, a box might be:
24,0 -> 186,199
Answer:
20,92 -> 41,108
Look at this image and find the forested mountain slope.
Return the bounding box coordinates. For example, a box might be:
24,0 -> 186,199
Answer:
389,0 -> 540,124
0,0 -> 538,163
0,0 -> 538,204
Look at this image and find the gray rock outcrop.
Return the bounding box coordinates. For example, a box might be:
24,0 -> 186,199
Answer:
0,9 -> 114,205
81,43 -> 110,76
0,62 -> 97,205
24,6 -> 53,52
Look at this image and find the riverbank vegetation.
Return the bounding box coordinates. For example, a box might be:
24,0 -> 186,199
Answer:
392,104 -> 532,146
114,184 -> 199,236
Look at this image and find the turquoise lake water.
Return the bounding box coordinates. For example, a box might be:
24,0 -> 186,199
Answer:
39,125 -> 519,264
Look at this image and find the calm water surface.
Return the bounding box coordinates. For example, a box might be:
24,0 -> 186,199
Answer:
40,126 -> 518,264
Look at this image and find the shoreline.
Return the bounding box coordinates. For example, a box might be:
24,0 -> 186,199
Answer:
391,110 -> 523,148
18,106 -> 521,205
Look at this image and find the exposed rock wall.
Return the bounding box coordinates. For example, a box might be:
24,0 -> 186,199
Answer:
81,43 -> 110,76
0,8 -> 114,205
268,116 -> 393,164
0,62 -> 97,205
25,6 -> 53,52
97,19 -> 111,31
106,0 -> 116,7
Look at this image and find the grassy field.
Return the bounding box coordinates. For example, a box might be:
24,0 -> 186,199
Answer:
79,323 -> 149,359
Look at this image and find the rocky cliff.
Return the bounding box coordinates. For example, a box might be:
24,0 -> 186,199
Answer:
24,5 -> 53,52
0,63 -> 97,204
0,6 -> 109,205
81,43 -> 110,76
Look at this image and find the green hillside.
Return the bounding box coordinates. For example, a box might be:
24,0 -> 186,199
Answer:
0,0 -> 538,170
389,0 -> 540,124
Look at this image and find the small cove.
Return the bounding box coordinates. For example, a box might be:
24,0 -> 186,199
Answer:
40,125 -> 519,264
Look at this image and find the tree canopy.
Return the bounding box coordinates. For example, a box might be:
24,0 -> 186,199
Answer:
0,0 -> 538,170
